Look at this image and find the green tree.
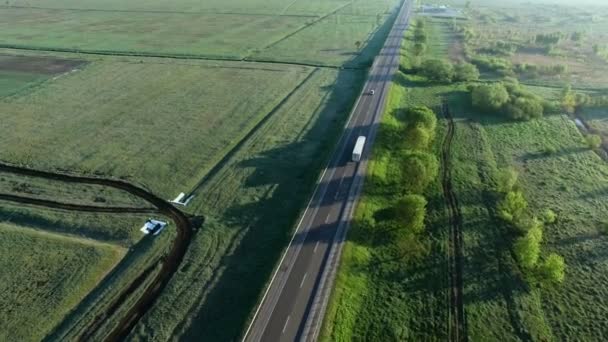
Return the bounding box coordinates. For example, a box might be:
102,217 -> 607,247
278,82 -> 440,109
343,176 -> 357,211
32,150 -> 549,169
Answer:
543,209 -> 557,224
498,190 -> 527,222
538,253 -> 566,284
412,42 -> 427,56
453,62 -> 480,82
405,126 -> 431,150
405,106 -> 437,133
586,134 -> 602,149
394,194 -> 427,234
402,152 -> 439,193
420,59 -> 454,83
514,227 -> 542,268
471,83 -> 510,111
505,96 -> 544,120
561,85 -> 577,113
496,167 -> 518,193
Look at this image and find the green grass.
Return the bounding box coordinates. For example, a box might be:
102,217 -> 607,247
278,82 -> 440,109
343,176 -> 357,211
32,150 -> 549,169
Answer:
0,222 -> 125,341
0,56 -> 314,197
325,15 -> 608,341
0,200 -> 151,244
0,70 -> 47,97
0,0 -> 399,66
0,170 -> 148,207
121,67 -> 364,341
253,2 -> 398,68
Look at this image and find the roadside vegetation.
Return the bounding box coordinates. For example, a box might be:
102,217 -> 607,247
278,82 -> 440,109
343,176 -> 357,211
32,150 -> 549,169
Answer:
325,5 -> 608,341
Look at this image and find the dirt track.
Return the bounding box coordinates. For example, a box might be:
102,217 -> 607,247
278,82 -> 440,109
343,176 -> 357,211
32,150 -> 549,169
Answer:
0,162 -> 195,341
440,103 -> 467,342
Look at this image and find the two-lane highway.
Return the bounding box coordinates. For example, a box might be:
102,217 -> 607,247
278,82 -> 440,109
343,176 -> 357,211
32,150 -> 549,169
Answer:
243,1 -> 412,341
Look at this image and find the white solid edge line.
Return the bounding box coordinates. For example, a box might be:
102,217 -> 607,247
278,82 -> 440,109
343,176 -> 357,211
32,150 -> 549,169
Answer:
241,74 -> 368,341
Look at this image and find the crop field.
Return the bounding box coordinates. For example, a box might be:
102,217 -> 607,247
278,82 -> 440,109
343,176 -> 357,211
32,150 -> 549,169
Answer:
324,12 -> 608,342
0,54 -> 315,197
0,222 -> 125,342
0,54 -> 84,97
0,0 -> 398,66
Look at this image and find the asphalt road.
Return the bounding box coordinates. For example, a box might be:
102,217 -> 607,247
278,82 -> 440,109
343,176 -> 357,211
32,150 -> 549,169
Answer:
243,2 -> 412,341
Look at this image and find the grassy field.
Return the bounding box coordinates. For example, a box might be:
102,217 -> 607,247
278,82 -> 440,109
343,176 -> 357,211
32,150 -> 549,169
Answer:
0,200 -> 152,244
0,222 -> 125,341
324,15 -> 608,341
120,67 -> 364,341
0,54 -> 315,197
0,0 -> 399,66
0,170 -> 148,207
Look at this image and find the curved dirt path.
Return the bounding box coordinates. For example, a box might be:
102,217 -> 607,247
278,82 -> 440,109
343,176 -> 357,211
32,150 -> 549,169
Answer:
0,162 -> 195,341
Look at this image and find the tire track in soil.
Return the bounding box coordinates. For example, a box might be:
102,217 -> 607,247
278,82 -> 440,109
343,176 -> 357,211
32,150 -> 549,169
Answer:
0,162 -> 197,341
440,103 -> 467,342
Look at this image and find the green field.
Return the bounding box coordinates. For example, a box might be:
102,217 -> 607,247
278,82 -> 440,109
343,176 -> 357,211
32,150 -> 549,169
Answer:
323,14 -> 608,341
0,55 -> 315,197
0,170 -> 148,208
0,222 -> 124,341
0,0 -> 398,66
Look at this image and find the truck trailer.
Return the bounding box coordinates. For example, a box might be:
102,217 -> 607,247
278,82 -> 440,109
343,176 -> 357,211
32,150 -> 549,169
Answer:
352,136 -> 366,162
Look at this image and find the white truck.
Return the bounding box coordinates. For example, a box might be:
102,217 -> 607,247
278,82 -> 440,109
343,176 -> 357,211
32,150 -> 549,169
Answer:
352,136 -> 366,162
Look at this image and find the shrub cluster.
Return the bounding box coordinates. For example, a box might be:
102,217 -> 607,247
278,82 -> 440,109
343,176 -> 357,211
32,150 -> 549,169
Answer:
470,55 -> 512,76
495,167 -> 566,286
417,59 -> 480,83
387,105 -> 440,262
470,79 -> 547,120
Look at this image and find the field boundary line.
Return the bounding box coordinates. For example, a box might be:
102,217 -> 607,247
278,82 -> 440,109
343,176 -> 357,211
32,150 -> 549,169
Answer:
246,2 -> 351,57
0,5 -> 317,18
0,44 -> 363,70
186,68 -> 319,196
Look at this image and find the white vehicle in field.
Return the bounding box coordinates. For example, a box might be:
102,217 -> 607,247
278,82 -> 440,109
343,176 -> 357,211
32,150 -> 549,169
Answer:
352,136 -> 367,162
140,219 -> 168,236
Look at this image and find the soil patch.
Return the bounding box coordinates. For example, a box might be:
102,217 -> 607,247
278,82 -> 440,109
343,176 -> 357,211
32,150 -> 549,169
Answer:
0,54 -> 86,74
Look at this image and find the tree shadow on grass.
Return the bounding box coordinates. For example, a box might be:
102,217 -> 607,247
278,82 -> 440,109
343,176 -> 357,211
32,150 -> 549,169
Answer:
176,64 -> 369,341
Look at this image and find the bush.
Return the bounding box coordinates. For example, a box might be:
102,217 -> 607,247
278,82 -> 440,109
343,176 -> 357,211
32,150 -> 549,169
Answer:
472,83 -> 510,111
514,232 -> 541,269
405,126 -> 432,150
402,152 -> 439,193
505,96 -> 544,120
405,106 -> 437,133
419,59 -> 454,83
543,209 -> 557,224
495,167 -> 518,193
471,55 -> 513,75
394,194 -> 427,234
514,215 -> 543,235
453,62 -> 480,82
412,42 -> 427,56
586,134 -> 602,149
538,253 -> 566,284
498,190 -> 528,222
